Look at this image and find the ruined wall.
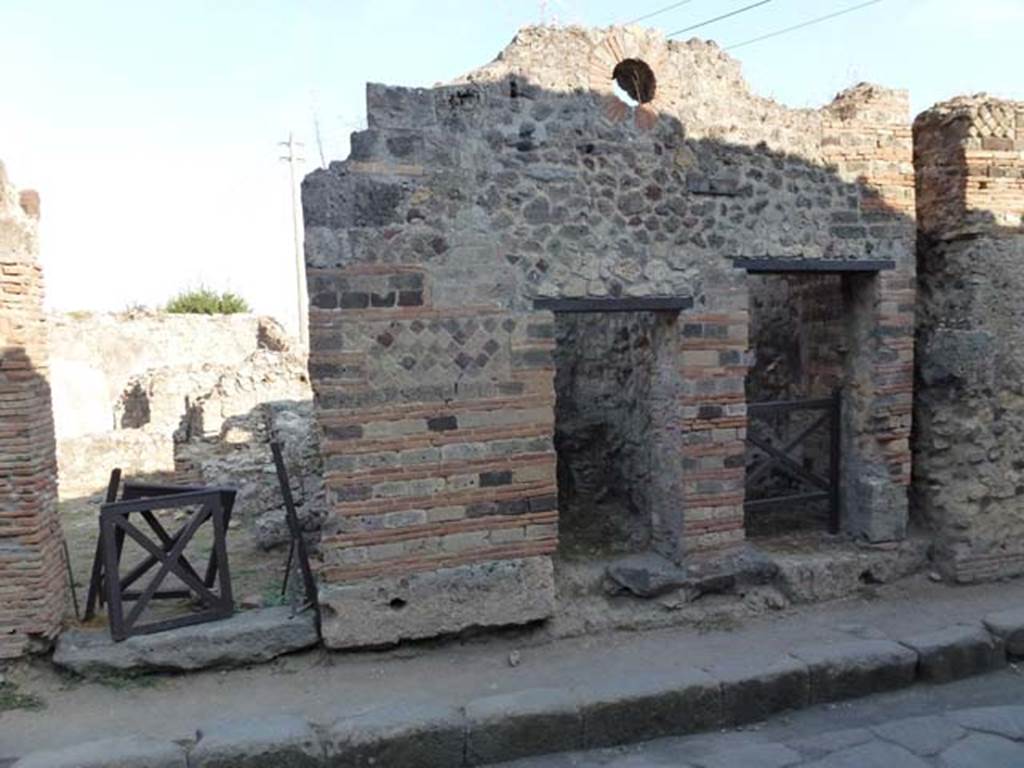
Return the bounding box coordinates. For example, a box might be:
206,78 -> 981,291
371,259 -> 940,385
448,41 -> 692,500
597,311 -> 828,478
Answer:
48,311 -> 285,440
303,25 -> 915,648
0,164 -> 67,658
51,313 -> 300,496
914,96 -> 1024,582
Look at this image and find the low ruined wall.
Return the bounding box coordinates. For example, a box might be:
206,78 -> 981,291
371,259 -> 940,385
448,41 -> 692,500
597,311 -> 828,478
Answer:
0,164 -> 67,658
48,311 -> 284,440
914,97 -> 1024,582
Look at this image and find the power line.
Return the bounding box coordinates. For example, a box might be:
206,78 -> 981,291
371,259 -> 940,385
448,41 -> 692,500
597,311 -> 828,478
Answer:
625,0 -> 695,26
726,0 -> 884,50
667,0 -> 772,37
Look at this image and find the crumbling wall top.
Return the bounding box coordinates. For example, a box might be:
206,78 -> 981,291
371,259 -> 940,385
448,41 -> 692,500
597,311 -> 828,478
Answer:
447,25 -> 907,149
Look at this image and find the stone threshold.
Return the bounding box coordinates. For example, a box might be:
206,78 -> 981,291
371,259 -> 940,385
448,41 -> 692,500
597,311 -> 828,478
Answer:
52,606 -> 319,676
12,607 -> 1024,767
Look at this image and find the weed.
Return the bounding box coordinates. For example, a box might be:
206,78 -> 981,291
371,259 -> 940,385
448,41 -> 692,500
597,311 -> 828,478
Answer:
0,681 -> 46,712
165,286 -> 250,315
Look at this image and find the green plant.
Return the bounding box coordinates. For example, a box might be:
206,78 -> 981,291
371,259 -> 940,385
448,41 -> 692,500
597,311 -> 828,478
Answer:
0,681 -> 45,712
260,583 -> 288,608
91,670 -> 161,690
165,286 -> 250,315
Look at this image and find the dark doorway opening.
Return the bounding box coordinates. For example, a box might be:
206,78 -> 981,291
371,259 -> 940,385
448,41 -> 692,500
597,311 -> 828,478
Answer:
548,302 -> 684,560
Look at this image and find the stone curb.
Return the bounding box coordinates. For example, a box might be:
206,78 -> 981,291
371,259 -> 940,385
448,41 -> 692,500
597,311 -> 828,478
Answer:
12,611 -> 1024,768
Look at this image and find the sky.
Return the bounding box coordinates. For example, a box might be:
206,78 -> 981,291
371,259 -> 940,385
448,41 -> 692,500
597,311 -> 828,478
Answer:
1,0 -> 1020,334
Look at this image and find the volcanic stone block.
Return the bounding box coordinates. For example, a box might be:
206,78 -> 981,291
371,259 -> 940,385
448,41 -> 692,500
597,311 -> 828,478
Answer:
53,607 -> 319,675
579,665 -> 722,748
366,84 -> 438,130
707,655 -> 809,726
789,640 -> 917,704
465,687 -> 582,765
899,623 -> 1005,683
870,715 -> 966,757
950,705 -> 1024,741
12,736 -> 186,768
800,740 -> 930,768
191,716 -> 322,768
937,733 -> 1024,768
318,556 -> 555,649
326,701 -> 465,768
983,608 -> 1024,657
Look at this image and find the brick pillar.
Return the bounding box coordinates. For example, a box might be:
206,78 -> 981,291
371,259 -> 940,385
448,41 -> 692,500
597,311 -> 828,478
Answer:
678,266 -> 750,556
0,163 -> 67,658
821,86 -> 916,541
305,260 -> 558,647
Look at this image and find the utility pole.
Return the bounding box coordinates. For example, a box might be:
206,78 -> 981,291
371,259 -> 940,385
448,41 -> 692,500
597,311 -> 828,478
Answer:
279,132 -> 308,350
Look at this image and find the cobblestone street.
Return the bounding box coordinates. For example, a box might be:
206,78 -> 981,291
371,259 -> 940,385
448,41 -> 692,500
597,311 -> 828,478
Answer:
492,668 -> 1024,767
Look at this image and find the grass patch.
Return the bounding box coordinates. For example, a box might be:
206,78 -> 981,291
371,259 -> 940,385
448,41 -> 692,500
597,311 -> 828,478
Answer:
260,584 -> 289,608
0,681 -> 46,712
165,286 -> 250,315
91,671 -> 162,690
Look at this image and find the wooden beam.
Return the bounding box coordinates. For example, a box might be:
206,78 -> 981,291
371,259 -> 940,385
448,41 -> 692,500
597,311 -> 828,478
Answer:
532,297 -> 694,313
733,258 -> 895,273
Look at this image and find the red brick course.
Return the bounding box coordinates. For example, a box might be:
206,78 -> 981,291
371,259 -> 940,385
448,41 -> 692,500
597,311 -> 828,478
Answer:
0,169 -> 67,659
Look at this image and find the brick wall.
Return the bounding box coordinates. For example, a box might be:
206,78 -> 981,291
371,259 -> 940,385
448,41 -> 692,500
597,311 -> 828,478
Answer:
822,85 -> 917,540
0,162 -> 67,658
914,96 -> 1024,582
303,26 -> 917,648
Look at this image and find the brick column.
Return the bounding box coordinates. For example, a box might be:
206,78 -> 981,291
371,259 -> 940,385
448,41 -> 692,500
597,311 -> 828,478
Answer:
678,267 -> 750,556
305,256 -> 558,647
0,164 -> 67,658
821,86 -> 916,541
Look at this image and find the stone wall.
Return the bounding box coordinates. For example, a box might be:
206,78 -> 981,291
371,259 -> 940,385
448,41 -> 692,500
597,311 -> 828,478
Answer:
302,25 -> 916,648
0,163 -> 67,659
51,313 -> 295,495
49,311 -> 285,440
913,96 -> 1024,582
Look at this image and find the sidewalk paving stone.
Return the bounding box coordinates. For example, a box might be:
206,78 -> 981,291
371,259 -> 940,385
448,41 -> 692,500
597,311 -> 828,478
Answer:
869,714 -> 965,756
789,640 -> 916,704
190,714 -> 322,768
799,740 -> 930,767
899,623 -> 1005,683
983,607 -> 1024,657
785,727 -> 875,760
937,732 -> 1024,768
465,687 -> 582,766
579,666 -> 721,749
11,736 -> 186,768
706,656 -> 809,726
689,743 -> 802,768
325,700 -> 465,768
949,705 -> 1024,741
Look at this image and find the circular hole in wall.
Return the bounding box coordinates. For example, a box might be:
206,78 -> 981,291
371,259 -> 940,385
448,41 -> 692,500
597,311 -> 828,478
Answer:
611,58 -> 656,107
